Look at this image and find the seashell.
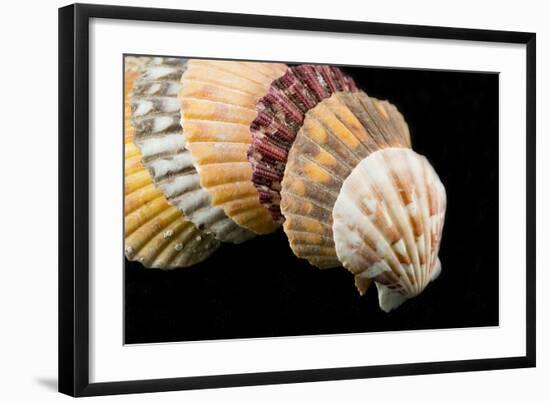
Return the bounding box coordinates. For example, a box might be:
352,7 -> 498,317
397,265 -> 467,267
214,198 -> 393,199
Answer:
179,59 -> 288,234
124,67 -> 142,144
124,56 -> 152,75
248,65 -> 357,223
124,60 -> 220,268
280,91 -> 411,268
131,57 -> 254,243
332,147 -> 446,312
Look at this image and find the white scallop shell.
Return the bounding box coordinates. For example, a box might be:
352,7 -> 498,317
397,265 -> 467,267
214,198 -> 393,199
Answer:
131,57 -> 255,243
332,147 -> 446,312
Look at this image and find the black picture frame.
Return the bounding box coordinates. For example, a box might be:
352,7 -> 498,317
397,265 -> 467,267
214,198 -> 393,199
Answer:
59,3 -> 536,397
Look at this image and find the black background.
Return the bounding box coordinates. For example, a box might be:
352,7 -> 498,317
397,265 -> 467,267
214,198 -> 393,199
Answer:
125,64 -> 499,344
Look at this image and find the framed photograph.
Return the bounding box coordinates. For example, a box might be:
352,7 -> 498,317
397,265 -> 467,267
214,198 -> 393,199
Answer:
59,3 -> 536,397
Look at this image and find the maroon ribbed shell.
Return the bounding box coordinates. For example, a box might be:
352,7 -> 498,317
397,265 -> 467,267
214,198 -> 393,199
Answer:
247,65 -> 357,223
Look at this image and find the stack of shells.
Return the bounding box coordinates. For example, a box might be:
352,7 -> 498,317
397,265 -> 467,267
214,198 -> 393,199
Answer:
124,57 -> 447,312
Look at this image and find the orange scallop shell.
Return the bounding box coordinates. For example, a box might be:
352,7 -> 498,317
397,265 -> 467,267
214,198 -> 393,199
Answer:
179,59 -> 288,234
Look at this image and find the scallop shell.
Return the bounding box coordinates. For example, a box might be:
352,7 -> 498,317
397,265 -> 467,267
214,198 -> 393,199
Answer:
248,65 -> 357,223
131,57 -> 254,243
124,56 -> 152,75
280,91 -> 411,268
332,148 -> 446,311
179,59 -> 288,234
124,59 -> 220,268
125,66 -> 142,143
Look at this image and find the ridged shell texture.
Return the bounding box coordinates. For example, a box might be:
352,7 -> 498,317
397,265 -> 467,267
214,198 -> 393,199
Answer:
248,65 -> 357,223
124,56 -> 447,312
179,59 -> 288,234
281,91 -> 411,268
124,58 -> 220,268
332,148 -> 446,311
131,58 -> 254,243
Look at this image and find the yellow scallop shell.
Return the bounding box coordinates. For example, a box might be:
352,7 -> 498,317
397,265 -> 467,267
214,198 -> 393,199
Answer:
179,59 -> 288,234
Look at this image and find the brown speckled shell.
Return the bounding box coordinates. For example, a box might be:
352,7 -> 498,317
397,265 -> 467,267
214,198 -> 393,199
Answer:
179,59 -> 287,234
280,91 -> 411,269
124,59 -> 220,269
248,65 -> 357,223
